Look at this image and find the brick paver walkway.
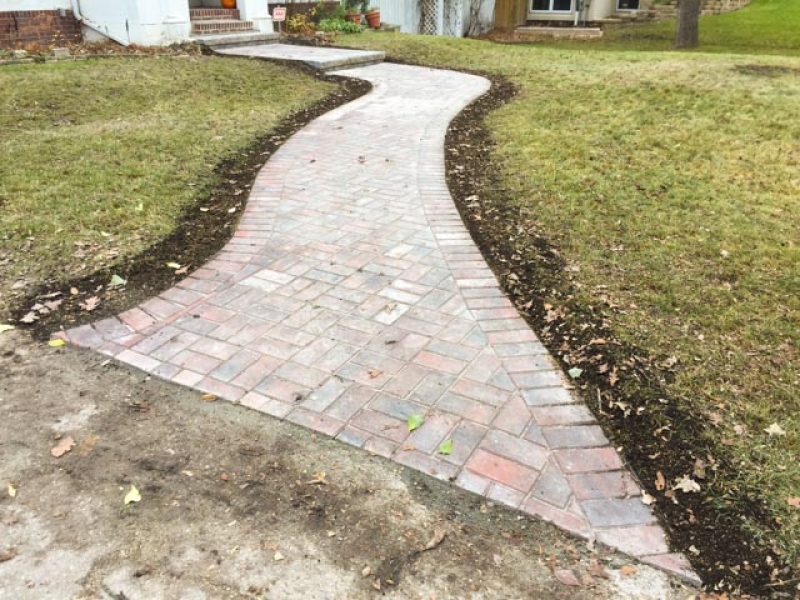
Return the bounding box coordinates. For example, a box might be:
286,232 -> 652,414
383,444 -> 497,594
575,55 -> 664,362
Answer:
59,50 -> 698,585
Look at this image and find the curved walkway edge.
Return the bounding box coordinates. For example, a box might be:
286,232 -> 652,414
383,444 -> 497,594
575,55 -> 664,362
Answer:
58,46 -> 699,587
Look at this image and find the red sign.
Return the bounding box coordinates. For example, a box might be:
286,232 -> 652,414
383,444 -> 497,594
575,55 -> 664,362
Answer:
272,6 -> 286,21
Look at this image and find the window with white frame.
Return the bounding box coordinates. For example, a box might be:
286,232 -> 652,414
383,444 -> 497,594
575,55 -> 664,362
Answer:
531,0 -> 573,11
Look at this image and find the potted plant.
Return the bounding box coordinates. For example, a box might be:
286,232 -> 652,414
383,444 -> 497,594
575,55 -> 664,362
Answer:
221,0 -> 236,9
344,0 -> 362,24
365,6 -> 380,28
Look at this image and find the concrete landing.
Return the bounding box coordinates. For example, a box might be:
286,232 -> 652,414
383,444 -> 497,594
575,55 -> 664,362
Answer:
217,43 -> 385,71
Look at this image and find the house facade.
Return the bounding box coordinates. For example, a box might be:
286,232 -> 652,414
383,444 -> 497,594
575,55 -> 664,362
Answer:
1,0 -> 276,48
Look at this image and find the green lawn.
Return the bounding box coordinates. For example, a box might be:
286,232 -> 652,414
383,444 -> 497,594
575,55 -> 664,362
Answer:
0,56 -> 334,314
346,23 -> 800,589
548,0 -> 800,54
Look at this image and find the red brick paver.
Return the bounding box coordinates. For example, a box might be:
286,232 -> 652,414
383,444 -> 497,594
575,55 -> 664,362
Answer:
60,50 -> 698,586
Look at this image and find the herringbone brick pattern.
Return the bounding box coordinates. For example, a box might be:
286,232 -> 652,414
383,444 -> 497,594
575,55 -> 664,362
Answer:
59,51 -> 697,585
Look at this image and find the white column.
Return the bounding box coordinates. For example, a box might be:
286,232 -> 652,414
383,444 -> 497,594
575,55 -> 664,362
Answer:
238,0 -> 274,33
127,0 -> 191,45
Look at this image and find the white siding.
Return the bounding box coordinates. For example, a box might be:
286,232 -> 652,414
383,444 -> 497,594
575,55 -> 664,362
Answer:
3,0 -> 71,9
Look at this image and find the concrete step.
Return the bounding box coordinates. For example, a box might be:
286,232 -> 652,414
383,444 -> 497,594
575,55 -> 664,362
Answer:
215,44 -> 386,71
189,8 -> 240,20
192,19 -> 256,34
192,31 -> 280,49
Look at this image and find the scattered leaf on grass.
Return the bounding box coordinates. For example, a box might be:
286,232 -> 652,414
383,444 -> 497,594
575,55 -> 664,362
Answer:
673,475 -> 701,494
764,423 -> 786,436
8,484 -> 16,498
20,312 -> 38,324
0,550 -> 17,563
50,437 -> 75,458
693,458 -> 707,480
787,497 -> 800,509
70,287 -> 79,296
407,414 -> 424,432
554,569 -> 581,586
655,471 -> 666,491
361,566 -> 372,577
108,274 -> 127,288
48,339 -> 66,347
0,324 -> 14,334
124,485 -> 141,505
438,439 -> 453,455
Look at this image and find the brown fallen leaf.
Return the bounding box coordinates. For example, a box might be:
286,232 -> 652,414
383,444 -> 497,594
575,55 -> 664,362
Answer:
787,497 -> 800,508
80,296 -> 100,312
50,437 -> 75,458
201,393 -> 217,402
77,434 -> 99,457
587,560 -> 609,579
693,458 -> 707,480
554,569 -> 581,586
0,549 -> 17,563
402,444 -> 416,451
422,528 -> 447,552
619,564 -> 637,577
307,471 -> 327,485
655,471 -> 666,491
367,369 -> 382,379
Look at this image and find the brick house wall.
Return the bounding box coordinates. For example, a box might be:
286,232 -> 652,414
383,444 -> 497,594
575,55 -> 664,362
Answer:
0,10 -> 81,49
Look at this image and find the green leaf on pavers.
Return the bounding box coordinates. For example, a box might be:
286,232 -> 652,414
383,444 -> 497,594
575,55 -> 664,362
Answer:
124,485 -> 141,505
407,414 -> 425,432
108,274 -> 127,288
438,439 -> 453,455
568,367 -> 583,379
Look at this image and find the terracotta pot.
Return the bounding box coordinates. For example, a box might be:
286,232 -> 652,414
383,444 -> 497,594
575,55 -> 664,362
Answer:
365,9 -> 380,28
221,0 -> 236,9
345,11 -> 362,24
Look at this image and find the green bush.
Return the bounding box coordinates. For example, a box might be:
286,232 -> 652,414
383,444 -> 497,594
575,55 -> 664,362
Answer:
317,18 -> 363,33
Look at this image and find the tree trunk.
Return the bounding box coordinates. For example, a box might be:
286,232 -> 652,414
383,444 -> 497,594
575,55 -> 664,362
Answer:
675,0 -> 702,49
